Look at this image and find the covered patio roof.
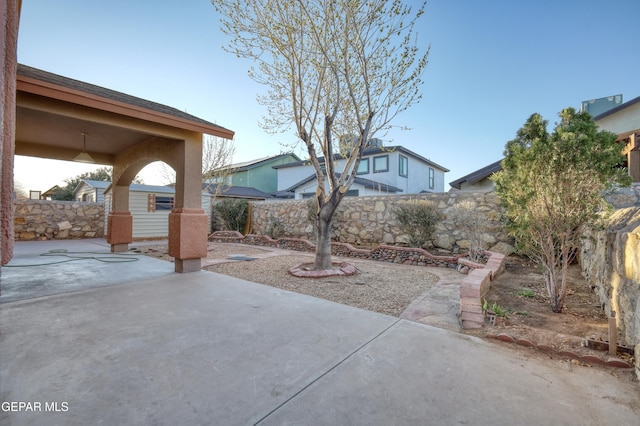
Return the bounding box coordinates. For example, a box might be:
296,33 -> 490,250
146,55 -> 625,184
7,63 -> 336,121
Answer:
15,64 -> 233,164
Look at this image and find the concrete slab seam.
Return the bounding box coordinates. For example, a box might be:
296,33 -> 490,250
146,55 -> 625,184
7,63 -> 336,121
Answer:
252,318 -> 403,425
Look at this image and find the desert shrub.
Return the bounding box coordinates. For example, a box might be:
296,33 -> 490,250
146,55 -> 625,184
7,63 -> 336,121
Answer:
266,217 -> 285,239
394,199 -> 439,248
213,198 -> 248,232
453,200 -> 486,262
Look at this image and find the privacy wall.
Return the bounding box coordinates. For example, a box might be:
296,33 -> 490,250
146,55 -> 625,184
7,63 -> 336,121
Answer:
14,200 -> 104,240
250,192 -> 512,253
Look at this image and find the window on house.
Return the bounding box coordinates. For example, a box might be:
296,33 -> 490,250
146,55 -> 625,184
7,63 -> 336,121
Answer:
148,194 -> 175,212
357,158 -> 369,175
373,155 -> 389,173
399,155 -> 408,177
429,168 -> 435,189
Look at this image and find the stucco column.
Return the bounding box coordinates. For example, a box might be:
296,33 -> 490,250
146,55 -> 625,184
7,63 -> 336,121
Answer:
106,184 -> 133,252
168,136 -> 207,273
1,0 -> 20,268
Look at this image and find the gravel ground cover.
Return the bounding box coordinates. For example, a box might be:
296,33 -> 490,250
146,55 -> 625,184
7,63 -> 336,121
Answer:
133,242 -> 440,317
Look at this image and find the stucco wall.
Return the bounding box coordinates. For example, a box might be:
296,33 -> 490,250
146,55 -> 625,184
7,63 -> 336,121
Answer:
1,0 -> 19,265
595,101 -> 640,135
250,191 -> 512,252
14,200 -> 105,240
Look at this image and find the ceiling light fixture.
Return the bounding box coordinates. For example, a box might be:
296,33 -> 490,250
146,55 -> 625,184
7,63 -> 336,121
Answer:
73,132 -> 95,163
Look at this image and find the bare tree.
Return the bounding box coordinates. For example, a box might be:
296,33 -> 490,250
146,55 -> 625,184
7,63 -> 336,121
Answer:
14,181 -> 28,199
212,0 -> 429,269
156,134 -> 235,196
453,200 -> 486,262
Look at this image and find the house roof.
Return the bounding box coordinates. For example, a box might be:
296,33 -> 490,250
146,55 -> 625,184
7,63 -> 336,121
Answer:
273,145 -> 449,172
270,190 -> 296,199
223,153 -> 301,172
593,95 -> 640,121
201,183 -> 271,199
41,185 -> 61,197
449,159 -> 503,189
80,179 -> 111,189
104,183 -> 178,195
72,179 -> 111,195
285,173 -> 403,194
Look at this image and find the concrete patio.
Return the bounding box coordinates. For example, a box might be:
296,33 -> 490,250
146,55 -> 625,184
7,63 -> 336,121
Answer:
1,239 -> 639,425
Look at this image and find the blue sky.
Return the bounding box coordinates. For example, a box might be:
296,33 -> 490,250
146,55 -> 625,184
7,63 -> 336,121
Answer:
15,0 -> 640,192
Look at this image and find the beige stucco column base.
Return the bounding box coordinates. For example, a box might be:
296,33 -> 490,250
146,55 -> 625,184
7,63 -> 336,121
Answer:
168,208 -> 208,273
107,211 -> 133,253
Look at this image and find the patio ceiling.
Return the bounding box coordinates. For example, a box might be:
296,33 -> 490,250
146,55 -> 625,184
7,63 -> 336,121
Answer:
16,105 -> 154,164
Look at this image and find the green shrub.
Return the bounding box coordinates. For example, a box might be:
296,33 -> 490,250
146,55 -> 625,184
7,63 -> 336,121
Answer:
517,288 -> 535,298
482,299 -> 510,317
394,199 -> 439,248
213,198 -> 249,232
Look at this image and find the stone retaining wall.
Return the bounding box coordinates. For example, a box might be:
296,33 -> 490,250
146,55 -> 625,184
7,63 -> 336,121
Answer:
14,200 -> 105,240
580,206 -> 640,378
250,192 -> 512,252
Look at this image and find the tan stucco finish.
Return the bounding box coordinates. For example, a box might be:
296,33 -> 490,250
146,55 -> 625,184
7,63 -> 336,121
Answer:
1,0 -> 20,266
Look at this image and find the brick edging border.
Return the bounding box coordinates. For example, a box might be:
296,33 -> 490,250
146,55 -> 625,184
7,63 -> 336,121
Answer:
486,332 -> 633,368
459,251 -> 506,329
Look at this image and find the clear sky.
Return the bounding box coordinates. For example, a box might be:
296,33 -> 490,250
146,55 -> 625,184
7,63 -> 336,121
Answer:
15,0 -> 640,192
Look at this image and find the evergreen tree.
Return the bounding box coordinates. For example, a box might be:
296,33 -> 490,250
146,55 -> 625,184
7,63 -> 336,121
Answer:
493,108 -> 630,312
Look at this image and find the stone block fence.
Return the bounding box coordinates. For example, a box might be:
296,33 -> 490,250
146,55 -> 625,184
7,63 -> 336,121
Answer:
14,200 -> 104,240
249,191 -> 512,253
580,206 -> 640,378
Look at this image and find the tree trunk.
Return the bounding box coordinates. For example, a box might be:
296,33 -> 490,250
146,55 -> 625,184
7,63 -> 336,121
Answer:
313,197 -> 339,270
544,267 -> 563,313
314,213 -> 333,270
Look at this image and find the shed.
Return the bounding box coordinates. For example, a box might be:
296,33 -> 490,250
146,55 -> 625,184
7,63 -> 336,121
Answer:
74,179 -> 110,203
104,183 -> 213,240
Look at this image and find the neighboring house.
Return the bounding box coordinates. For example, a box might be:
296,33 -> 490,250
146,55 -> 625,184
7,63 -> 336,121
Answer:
40,185 -> 61,200
592,95 -> 640,182
273,144 -> 449,199
74,179 -> 110,203
208,153 -> 301,194
284,173 -> 403,199
104,183 -> 213,240
449,159 -> 503,192
202,183 -> 271,200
